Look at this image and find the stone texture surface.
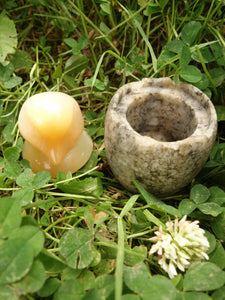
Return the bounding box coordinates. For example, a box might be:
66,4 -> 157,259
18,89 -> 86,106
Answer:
104,78 -> 217,196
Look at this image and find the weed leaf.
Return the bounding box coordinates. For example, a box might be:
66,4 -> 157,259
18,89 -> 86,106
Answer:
16,168 -> 33,187
12,260 -> 46,294
197,202 -> 223,217
209,186 -> 225,205
141,275 -> 177,300
0,285 -> 18,300
37,277 -> 61,298
183,262 -> 225,291
59,228 -> 95,269
180,45 -> 191,67
176,292 -> 212,300
10,225 -> 45,256
0,238 -> 34,284
58,177 -> 103,197
215,106 -> 225,122
64,54 -> 88,75
3,146 -> 21,161
209,242 -> 225,269
124,262 -> 149,293
0,196 -> 21,238
190,184 -> 210,204
13,187 -> 34,207
180,65 -> 202,83
0,11 -> 17,63
164,40 -> 184,53
178,198 -> 196,215
32,171 -> 51,189
53,278 -> 85,300
210,208 -> 225,242
181,21 -> 201,46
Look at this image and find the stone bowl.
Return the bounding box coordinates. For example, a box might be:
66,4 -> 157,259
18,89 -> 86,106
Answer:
104,78 -> 217,196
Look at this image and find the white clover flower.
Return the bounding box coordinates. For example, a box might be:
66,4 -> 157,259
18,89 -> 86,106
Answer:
149,215 -> 209,279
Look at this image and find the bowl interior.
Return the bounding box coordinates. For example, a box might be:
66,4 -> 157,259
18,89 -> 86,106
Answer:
126,92 -> 197,142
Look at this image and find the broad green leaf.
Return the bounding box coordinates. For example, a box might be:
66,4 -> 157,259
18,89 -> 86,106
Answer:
75,269 -> 95,291
86,125 -> 97,136
181,21 -> 201,45
134,180 -> 181,217
40,212 -> 50,226
164,40 -> 185,53
59,228 -> 95,269
176,291 -> 211,300
124,262 -> 149,293
0,196 -> 21,238
11,49 -> 32,69
0,285 -> 18,300
100,21 -> 110,34
190,184 -> 210,204
159,0 -> 169,9
32,170 -> 51,189
183,262 -> 225,292
37,250 -> 66,273
194,74 -> 209,90
122,295 -> 141,300
141,275 -> 177,300
100,2 -> 111,15
197,202 -> 223,217
3,146 -> 21,161
37,277 -> 61,298
158,50 -> 176,67
10,225 -> 45,256
0,156 -> 4,167
180,65 -> 202,83
192,47 -> 214,63
4,160 -> 21,178
209,242 -> 225,269
13,187 -> 34,207
84,77 -> 105,91
0,238 -> 34,284
93,258 -> 116,276
204,231 -> 216,254
12,260 -> 46,294
55,270 -> 95,300
64,54 -> 88,75
171,274 -> 183,291
215,105 -> 225,122
58,177 -> 103,197
85,110 -> 98,121
0,11 -> 17,63
82,288 -> 104,300
64,38 -> 79,54
16,168 -> 33,187
124,245 -> 147,266
52,64 -> 62,79
54,279 -> 85,300
209,143 -> 225,164
178,198 -> 196,215
0,63 -> 14,82
77,37 -> 88,50
212,286 -> 225,300
95,274 -> 115,299
3,76 -> 22,89
211,208 -> 225,242
2,122 -> 15,142
61,267 -> 82,281
209,67 -> 225,87
180,46 -> 191,68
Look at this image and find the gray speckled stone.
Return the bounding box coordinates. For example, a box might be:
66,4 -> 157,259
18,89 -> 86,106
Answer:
104,78 -> 217,196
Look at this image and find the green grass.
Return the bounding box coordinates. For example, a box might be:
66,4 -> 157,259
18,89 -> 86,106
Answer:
0,0 -> 225,299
